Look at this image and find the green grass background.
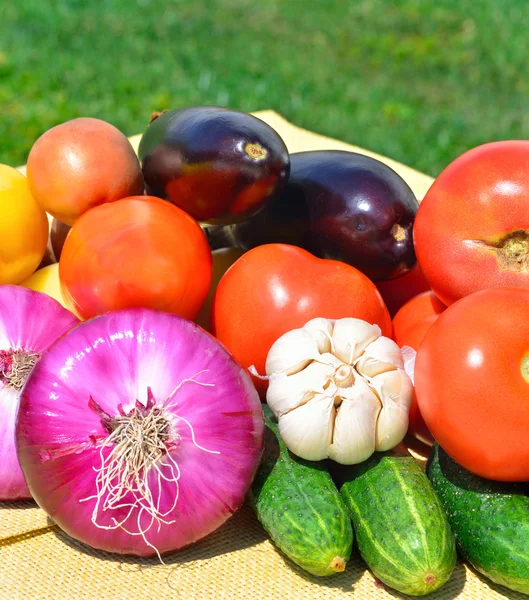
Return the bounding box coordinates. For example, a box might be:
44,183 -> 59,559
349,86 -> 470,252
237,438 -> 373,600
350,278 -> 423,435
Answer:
1,0 -> 528,176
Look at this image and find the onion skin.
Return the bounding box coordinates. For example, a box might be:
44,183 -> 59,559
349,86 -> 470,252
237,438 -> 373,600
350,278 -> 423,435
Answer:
16,309 -> 263,556
0,285 -> 79,500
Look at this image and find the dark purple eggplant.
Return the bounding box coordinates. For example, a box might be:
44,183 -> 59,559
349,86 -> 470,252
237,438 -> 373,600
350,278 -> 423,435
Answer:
138,106 -> 290,224
206,150 -> 419,280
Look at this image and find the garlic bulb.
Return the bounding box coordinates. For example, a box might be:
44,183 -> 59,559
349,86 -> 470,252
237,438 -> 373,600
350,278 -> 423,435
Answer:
265,317 -> 413,464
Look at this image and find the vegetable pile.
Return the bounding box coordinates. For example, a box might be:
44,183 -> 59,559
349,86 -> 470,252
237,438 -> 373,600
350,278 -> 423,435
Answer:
2,106 -> 529,597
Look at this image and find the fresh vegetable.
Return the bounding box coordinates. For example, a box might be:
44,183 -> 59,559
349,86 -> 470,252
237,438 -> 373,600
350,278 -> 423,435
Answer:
415,287 -> 529,481
265,317 -> 412,463
0,285 -> 78,499
392,291 -> 445,446
16,308 -> 264,557
59,196 -> 213,320
427,444 -> 529,595
335,448 -> 456,596
138,107 -> 290,224
375,262 -> 431,316
211,244 -> 392,394
414,141 -> 529,305
0,165 -> 49,284
26,118 -> 144,226
249,406 -> 352,576
22,263 -> 68,308
207,150 -> 418,280
392,291 -> 446,349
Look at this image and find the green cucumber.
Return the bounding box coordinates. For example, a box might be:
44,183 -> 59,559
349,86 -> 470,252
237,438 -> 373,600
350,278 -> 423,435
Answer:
335,449 -> 456,595
248,406 -> 353,576
427,443 -> 529,595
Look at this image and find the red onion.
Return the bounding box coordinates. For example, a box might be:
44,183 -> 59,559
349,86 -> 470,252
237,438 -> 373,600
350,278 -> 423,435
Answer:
0,285 -> 78,500
16,308 -> 264,557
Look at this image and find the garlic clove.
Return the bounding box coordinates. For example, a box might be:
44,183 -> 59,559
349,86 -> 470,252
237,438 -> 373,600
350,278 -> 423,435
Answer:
328,379 -> 381,465
401,345 -> 416,385
319,351 -> 344,370
354,336 -> 404,377
369,369 -> 414,451
265,328 -> 321,376
369,368 -> 414,411
277,394 -> 335,461
302,317 -> 334,354
266,361 -> 336,416
375,403 -> 409,451
332,318 -> 381,364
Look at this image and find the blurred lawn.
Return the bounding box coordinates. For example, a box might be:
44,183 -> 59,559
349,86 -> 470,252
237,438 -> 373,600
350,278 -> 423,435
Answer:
1,0 -> 528,176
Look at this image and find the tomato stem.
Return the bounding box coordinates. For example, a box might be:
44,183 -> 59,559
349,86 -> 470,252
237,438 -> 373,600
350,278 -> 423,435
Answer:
464,230 -> 529,272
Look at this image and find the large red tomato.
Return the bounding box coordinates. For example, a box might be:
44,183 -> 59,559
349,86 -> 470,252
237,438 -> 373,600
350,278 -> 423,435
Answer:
212,244 -> 391,392
60,196 -> 212,320
415,287 -> 529,480
414,141 -> 529,306
392,291 -> 446,446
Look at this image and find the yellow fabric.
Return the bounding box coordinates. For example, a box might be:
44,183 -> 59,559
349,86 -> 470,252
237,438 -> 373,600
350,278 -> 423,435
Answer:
4,114 -> 519,599
0,504 -> 523,600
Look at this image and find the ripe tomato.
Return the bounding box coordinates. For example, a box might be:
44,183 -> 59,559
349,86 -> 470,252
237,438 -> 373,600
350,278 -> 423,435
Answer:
392,291 -> 446,347
415,287 -> 529,480
212,244 -> 391,393
60,196 -> 212,320
414,141 -> 529,306
375,262 -> 431,316
0,165 -> 48,284
27,118 -> 144,225
392,291 -> 446,446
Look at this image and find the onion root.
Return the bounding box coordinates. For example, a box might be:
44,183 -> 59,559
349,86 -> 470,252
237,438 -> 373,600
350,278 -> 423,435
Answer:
80,372 -> 219,560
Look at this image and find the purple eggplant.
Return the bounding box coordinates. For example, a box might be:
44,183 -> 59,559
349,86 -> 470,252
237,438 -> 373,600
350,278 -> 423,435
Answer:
138,106 -> 290,224
206,150 -> 419,280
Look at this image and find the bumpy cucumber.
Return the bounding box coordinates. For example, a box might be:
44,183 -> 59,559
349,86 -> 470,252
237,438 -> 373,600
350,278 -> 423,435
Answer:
335,449 -> 456,595
248,406 -> 353,576
427,443 -> 529,595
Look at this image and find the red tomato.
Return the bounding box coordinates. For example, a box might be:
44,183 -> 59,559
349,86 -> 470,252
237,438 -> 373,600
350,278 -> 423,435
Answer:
392,291 -> 446,446
60,196 -> 212,320
414,141 -> 529,306
212,244 -> 391,393
393,291 -> 446,346
375,262 -> 431,316
415,287 -> 529,480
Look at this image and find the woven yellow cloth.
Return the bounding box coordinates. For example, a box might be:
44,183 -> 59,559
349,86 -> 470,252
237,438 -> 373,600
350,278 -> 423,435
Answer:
3,113 -> 520,599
